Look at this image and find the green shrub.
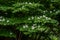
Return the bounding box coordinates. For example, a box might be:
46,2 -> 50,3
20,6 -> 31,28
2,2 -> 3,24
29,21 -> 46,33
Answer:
0,1 -> 60,40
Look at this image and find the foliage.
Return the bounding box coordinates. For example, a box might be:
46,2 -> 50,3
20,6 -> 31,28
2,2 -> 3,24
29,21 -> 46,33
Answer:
0,0 -> 60,40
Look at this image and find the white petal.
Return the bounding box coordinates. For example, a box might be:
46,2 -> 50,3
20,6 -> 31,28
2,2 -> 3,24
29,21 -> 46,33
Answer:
31,16 -> 34,19
48,18 -> 51,20
23,25 -> 26,28
50,11 -> 52,13
46,17 -> 48,20
32,26 -> 35,29
0,16 -> 3,18
2,18 -> 5,21
25,2 -> 28,4
43,15 -> 46,17
40,16 -> 42,18
7,20 -> 9,22
0,19 -> 2,21
5,13 -> 8,14
28,18 -> 31,20
37,17 -> 40,19
43,11 -> 46,13
4,24 -> 6,25
38,25 -> 40,27
53,10 -> 55,11
29,2 -> 32,4
25,25 -> 28,28
10,32 -> 13,35
33,24 -> 36,26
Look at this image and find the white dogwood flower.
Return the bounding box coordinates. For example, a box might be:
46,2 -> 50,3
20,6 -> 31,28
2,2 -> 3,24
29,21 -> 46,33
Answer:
48,18 -> 51,20
0,16 -> 3,18
53,10 -> 56,11
7,20 -> 9,22
43,11 -> 46,13
29,2 -> 32,4
32,26 -> 35,29
2,18 -> 5,21
0,19 -> 2,21
40,16 -> 42,18
33,24 -> 36,26
4,24 -> 6,25
25,24 -> 28,28
43,15 -> 46,17
23,25 -> 26,28
50,11 -> 52,13
46,17 -> 48,20
10,32 -> 13,35
38,25 -> 40,28
37,17 -> 40,19
25,2 -> 28,4
28,18 -> 31,20
31,16 -> 34,19
5,13 -> 8,14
